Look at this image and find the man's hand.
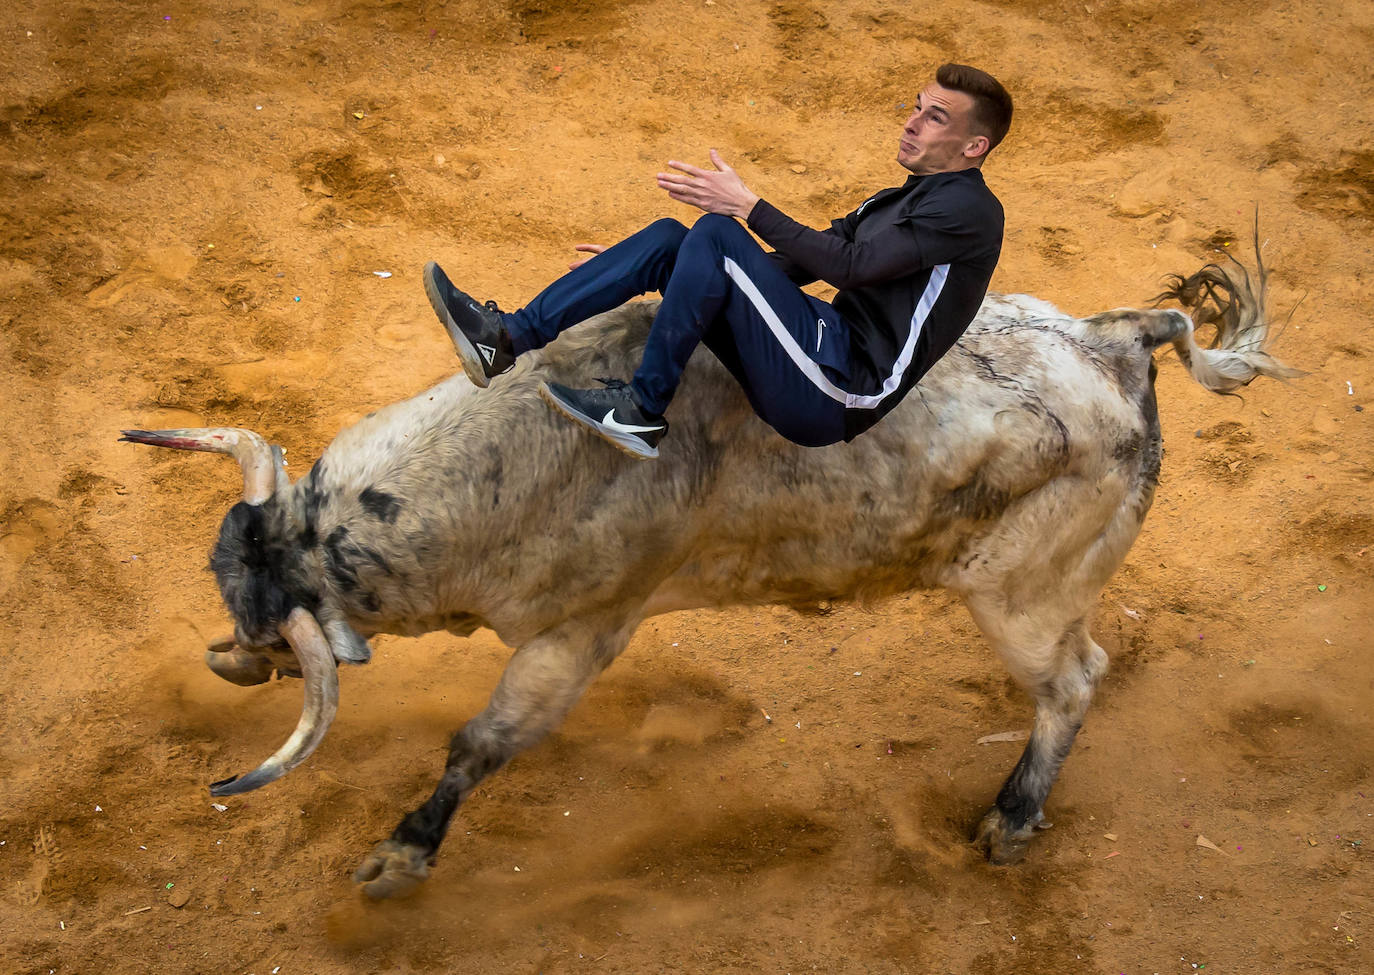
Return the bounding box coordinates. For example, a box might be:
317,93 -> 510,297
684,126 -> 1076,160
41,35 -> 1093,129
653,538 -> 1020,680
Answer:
568,243 -> 606,271
656,149 -> 760,220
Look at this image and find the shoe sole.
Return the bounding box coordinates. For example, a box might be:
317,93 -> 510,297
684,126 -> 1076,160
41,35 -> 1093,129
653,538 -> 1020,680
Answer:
423,261 -> 491,389
538,382 -> 659,460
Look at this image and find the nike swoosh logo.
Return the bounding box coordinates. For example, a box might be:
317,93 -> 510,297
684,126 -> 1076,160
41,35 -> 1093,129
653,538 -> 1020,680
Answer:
601,410 -> 664,435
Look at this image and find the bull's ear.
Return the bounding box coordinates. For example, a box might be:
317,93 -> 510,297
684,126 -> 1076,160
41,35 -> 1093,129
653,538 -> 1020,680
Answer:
321,613 -> 372,664
271,444 -> 291,496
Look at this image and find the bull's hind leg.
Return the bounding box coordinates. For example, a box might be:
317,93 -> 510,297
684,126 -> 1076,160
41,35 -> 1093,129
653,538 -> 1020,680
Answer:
963,603 -> 1109,864
353,614 -> 636,898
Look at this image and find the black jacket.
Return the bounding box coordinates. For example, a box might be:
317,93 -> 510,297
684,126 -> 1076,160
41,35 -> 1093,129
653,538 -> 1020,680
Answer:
748,169 -> 1004,439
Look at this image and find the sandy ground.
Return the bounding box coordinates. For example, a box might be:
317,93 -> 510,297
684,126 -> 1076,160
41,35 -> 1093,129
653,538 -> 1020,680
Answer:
2,0 -> 1372,972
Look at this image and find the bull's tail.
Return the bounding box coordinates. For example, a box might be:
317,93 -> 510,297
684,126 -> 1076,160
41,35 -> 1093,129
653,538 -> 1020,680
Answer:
1150,227 -> 1304,393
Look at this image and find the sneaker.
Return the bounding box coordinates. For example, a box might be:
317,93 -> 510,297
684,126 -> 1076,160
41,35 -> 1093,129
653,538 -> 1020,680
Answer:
422,261 -> 516,387
539,378 -> 669,460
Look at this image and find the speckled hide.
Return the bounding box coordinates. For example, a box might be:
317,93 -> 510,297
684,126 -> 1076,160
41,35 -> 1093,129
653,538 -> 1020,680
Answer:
282,295 -> 1171,650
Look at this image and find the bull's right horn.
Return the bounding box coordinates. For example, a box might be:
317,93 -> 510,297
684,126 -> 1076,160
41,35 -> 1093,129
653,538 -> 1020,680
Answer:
209,606 -> 340,796
119,427 -> 284,505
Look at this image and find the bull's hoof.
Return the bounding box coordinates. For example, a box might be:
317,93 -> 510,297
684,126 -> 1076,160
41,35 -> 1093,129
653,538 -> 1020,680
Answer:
973,807 -> 1048,865
353,839 -> 432,899
205,648 -> 275,686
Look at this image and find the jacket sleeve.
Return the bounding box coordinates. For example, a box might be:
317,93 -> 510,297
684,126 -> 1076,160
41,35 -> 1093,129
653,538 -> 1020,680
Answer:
754,196 -> 860,285
747,198 -> 928,290
765,250 -> 819,285
747,187 -> 997,290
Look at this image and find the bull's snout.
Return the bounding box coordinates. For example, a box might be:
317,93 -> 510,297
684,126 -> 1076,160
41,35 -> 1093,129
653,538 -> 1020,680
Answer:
205,647 -> 276,686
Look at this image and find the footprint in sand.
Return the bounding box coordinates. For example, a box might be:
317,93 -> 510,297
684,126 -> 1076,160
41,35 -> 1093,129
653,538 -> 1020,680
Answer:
87,243 -> 198,308
373,297 -> 439,350
18,825 -> 61,905
0,500 -> 63,597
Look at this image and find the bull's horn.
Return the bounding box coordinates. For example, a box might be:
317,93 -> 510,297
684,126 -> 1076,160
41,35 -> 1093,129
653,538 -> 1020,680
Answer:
208,606 -> 340,796
119,427 -> 284,505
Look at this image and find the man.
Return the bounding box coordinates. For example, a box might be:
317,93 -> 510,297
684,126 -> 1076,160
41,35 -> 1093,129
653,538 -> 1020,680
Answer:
423,63 -> 1011,459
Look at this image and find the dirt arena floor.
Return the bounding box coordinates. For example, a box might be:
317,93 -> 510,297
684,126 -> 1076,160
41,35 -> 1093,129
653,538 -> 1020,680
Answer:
2,0 -> 1372,972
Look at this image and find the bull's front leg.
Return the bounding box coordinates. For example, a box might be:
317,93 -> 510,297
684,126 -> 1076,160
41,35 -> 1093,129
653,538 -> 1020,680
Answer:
353,615 -> 636,898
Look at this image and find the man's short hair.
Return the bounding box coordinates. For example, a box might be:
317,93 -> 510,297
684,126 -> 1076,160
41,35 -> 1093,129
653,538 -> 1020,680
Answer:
936,63 -> 1013,155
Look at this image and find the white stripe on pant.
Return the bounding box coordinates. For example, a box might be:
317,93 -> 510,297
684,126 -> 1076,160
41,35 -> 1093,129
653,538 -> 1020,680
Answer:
721,257 -> 950,411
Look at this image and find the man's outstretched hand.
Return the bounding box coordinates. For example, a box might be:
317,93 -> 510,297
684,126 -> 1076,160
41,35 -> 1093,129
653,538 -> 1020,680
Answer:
657,149 -> 760,220
570,150 -> 757,267
568,243 -> 606,271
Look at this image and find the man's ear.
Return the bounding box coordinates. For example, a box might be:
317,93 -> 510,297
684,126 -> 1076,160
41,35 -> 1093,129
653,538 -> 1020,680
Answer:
964,134 -> 991,160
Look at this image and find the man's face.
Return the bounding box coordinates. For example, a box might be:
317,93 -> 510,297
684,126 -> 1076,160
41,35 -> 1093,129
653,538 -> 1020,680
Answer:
897,83 -> 986,175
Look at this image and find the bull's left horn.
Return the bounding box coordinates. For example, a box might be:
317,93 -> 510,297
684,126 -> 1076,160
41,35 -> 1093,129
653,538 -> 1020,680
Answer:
119,427 -> 283,505
208,607 -> 340,796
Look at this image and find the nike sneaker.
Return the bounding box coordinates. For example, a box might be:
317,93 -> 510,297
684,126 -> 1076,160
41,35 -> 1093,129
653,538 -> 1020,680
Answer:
422,261 -> 516,387
539,378 -> 669,460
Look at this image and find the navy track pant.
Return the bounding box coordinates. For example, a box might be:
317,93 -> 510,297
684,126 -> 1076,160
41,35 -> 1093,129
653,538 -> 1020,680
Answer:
503,215 -> 852,447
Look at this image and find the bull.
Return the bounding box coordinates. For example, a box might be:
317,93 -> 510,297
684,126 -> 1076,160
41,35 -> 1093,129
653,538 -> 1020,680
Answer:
122,245 -> 1296,898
